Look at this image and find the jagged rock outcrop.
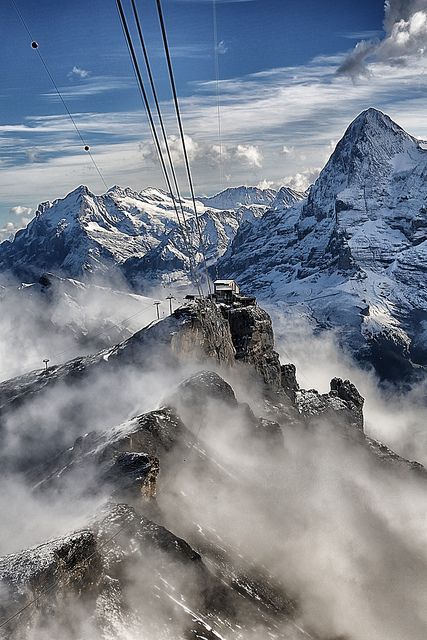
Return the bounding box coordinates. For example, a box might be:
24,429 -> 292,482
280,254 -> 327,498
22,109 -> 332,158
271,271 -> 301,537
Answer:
2,305 -> 426,640
295,378 -> 364,433
280,364 -> 300,402
165,370 -> 238,411
225,304 -> 282,389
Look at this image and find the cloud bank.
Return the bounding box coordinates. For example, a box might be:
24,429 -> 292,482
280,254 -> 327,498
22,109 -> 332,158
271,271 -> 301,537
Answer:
338,0 -> 427,79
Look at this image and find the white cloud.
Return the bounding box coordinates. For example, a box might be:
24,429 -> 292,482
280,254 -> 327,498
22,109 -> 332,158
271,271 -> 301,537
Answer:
380,8 -> 427,60
235,144 -> 263,168
337,0 -> 427,79
256,179 -> 275,190
0,217 -> 30,242
341,30 -> 384,40
140,135 -> 263,171
282,168 -> 321,192
10,206 -> 32,217
68,66 -> 90,79
44,76 -> 132,100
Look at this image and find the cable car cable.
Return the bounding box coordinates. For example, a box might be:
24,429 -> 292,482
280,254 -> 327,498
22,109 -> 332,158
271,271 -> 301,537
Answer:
10,0 -> 109,191
129,0 -> 202,296
155,0 -> 212,295
116,0 -> 203,296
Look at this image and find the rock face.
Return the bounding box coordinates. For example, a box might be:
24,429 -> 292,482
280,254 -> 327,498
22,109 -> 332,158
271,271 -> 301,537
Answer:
295,378 -> 365,433
218,109 -> 427,383
225,304 -> 282,389
0,527 -> 102,638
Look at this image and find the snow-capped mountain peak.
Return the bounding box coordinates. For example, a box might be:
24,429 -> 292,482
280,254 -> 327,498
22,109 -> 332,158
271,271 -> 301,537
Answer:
218,109 -> 427,381
0,182 -> 281,288
200,185 -> 278,210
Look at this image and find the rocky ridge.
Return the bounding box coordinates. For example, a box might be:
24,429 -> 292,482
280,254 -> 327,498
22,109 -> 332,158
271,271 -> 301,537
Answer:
1,297 -> 426,639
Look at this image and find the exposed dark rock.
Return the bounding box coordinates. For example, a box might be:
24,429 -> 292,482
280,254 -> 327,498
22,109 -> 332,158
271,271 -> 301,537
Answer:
0,528 -> 102,639
32,408 -> 190,498
281,363 -> 300,402
165,370 -> 238,412
295,377 -> 364,434
329,377 -> 364,431
0,502 -> 311,640
225,304 -> 282,389
365,437 -> 427,476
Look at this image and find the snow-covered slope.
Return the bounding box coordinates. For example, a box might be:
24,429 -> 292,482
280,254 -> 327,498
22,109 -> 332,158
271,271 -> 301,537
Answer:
0,187 -> 198,281
199,185 -> 278,209
218,109 -> 427,382
0,185 -> 289,289
0,185 -> 207,280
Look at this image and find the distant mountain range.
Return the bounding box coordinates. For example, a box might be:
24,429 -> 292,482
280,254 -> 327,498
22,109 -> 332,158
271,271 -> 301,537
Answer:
1,108 -> 426,382
0,184 -> 302,291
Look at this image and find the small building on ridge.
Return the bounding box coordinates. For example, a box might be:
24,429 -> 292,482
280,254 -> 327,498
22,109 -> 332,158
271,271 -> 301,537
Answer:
213,279 -> 240,304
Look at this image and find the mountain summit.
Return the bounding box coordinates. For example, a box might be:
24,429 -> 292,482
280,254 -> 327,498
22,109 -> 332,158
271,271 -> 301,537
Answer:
218,109 -> 427,381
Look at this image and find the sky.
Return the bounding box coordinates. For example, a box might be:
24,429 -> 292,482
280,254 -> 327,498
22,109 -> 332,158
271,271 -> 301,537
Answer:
0,0 -> 426,239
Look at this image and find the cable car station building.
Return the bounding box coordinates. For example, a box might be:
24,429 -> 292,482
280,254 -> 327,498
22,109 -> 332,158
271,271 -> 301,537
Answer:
211,279 -> 255,306
213,280 -> 240,303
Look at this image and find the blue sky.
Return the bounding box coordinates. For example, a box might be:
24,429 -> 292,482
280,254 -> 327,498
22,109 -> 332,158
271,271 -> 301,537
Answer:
1,0 -> 426,238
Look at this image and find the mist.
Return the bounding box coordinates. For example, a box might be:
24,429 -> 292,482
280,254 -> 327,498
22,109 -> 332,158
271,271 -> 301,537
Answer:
0,274 -> 174,382
1,291 -> 427,640
158,371 -> 427,640
270,308 -> 427,466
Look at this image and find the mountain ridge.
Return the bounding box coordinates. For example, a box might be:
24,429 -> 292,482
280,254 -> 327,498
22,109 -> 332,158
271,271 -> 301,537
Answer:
218,108 -> 427,382
0,184 -> 303,287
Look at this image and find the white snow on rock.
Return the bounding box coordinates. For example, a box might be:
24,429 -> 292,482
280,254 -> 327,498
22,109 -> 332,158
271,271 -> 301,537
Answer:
218,109 -> 427,378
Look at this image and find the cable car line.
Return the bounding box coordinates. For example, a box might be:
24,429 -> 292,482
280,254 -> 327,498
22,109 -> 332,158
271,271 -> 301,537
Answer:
116,0 -> 203,297
129,0 -> 202,296
155,0 -> 212,295
130,0 -> 190,236
213,0 -> 224,191
10,0 -> 109,191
